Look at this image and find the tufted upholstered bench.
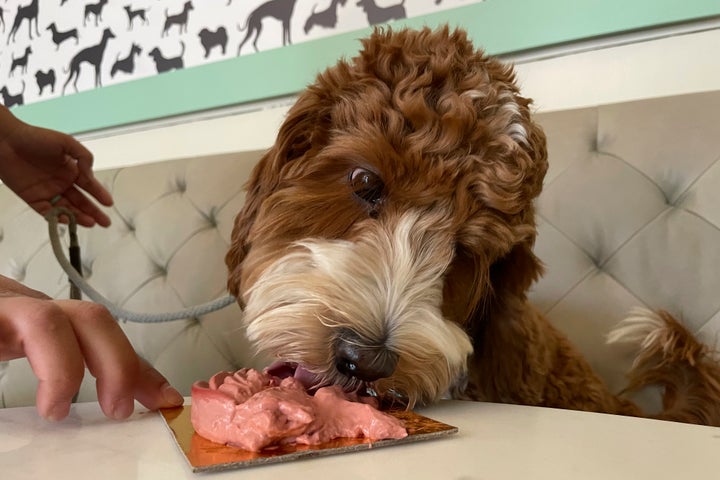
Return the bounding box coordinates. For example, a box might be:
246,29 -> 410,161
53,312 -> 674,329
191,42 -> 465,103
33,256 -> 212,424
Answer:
1,91 -> 719,412
0,151 -> 268,408
530,90 -> 720,410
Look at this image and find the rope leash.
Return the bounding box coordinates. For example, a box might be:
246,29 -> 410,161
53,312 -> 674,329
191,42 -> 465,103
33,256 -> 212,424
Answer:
45,206 -> 236,323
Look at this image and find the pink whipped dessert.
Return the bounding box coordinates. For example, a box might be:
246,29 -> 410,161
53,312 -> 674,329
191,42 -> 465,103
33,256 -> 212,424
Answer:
190,368 -> 408,452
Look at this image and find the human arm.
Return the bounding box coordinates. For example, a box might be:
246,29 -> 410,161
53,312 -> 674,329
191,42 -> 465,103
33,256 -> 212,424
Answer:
0,105 -> 113,227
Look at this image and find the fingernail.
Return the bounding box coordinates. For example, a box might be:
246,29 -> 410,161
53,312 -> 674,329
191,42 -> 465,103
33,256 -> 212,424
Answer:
161,383 -> 184,406
111,397 -> 134,420
45,402 -> 70,422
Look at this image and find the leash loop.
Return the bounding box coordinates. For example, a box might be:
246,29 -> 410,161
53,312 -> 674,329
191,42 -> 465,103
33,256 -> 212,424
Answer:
45,207 -> 237,323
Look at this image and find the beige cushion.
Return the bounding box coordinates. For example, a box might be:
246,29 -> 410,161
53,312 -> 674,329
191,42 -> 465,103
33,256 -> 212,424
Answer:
0,152 -> 268,407
531,91 -> 720,407
1,91 -> 719,411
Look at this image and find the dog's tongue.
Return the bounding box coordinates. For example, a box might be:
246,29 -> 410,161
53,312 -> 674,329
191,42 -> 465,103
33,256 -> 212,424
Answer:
266,361 -> 320,390
266,361 -> 391,405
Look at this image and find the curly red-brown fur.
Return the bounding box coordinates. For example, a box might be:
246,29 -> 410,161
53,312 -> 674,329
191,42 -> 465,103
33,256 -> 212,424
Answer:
225,26 -> 720,424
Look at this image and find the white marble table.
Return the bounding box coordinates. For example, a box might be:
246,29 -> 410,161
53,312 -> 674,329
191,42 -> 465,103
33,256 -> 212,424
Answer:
1,399 -> 718,479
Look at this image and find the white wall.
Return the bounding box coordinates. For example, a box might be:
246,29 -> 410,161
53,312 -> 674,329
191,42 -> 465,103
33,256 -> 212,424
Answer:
81,27 -> 720,171
512,27 -> 720,113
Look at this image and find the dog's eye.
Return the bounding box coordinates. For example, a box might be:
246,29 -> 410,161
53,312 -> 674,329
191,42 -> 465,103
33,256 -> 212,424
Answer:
349,168 -> 384,208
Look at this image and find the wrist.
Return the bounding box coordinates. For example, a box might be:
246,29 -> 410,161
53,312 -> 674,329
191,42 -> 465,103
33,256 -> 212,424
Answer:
0,105 -> 25,146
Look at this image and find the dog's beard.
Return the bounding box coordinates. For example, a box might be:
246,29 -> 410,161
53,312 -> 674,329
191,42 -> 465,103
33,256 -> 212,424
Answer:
241,210 -> 474,407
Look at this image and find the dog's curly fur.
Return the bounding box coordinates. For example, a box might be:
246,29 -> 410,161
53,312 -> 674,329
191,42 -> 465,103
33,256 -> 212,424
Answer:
226,26 -> 720,424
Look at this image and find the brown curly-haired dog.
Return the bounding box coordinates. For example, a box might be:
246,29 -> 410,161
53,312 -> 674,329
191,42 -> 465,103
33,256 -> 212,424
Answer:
226,26 -> 720,424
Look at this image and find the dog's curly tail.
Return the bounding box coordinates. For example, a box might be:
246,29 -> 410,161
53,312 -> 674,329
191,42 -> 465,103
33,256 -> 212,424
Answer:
608,308 -> 720,426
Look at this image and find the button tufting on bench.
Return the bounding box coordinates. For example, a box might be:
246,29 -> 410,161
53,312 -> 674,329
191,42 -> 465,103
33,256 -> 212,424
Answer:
531,92 -> 720,409
1,94 -> 719,412
176,179 -> 187,193
0,151 -> 268,408
203,208 -> 219,228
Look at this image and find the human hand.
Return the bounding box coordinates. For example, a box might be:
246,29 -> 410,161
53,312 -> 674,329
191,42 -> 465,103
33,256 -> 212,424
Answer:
0,275 -> 184,421
0,106 -> 113,228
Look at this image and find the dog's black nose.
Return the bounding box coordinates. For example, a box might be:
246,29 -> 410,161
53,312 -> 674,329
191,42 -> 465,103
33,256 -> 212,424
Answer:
335,337 -> 398,382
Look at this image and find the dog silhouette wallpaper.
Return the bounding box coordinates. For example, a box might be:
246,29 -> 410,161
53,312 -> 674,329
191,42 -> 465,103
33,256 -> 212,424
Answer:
0,0 -> 480,109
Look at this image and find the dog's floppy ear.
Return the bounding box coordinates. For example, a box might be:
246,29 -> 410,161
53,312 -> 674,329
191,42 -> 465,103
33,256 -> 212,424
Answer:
489,105 -> 548,304
445,223 -> 544,329
225,90 -> 332,298
490,238 -> 544,305
463,100 -> 548,329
